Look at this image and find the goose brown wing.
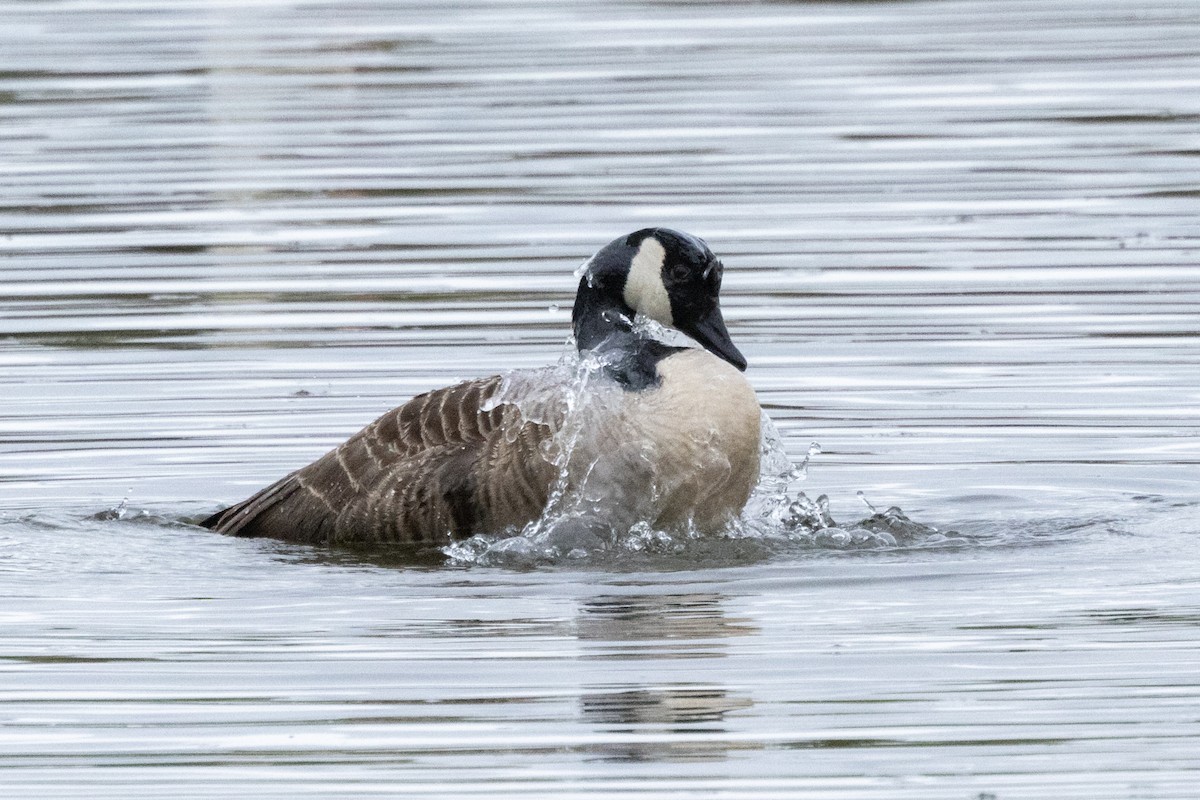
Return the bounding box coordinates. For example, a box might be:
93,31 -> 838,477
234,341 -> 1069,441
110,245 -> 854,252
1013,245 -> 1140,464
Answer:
200,375 -> 557,545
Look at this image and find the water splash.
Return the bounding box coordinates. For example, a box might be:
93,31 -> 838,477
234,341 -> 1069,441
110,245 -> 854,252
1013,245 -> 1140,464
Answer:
574,256 -> 597,286
743,423 -> 967,550
630,314 -> 692,348
93,493 -> 132,521
789,442 -> 822,483
445,400 -> 963,568
458,346 -> 647,566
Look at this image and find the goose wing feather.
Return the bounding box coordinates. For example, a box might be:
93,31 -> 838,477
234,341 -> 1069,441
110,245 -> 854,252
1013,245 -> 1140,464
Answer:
200,375 -> 558,545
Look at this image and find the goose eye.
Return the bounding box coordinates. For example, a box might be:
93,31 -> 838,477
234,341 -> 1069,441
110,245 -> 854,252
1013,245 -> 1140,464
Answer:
669,263 -> 691,282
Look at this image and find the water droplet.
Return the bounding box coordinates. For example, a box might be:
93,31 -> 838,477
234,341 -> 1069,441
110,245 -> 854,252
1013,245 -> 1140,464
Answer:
857,490 -> 877,513
574,257 -> 600,286
547,303 -> 560,313
816,493 -> 832,520
785,441 -> 822,483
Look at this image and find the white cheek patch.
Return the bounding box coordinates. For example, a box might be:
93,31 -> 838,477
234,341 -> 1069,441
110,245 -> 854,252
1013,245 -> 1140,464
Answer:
622,237 -> 673,326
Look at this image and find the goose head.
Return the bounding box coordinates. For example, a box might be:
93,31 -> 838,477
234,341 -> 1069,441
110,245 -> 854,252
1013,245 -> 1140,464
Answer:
572,228 -> 747,371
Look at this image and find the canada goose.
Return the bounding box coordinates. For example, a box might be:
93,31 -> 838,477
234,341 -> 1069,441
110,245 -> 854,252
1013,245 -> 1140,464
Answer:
201,228 -> 761,546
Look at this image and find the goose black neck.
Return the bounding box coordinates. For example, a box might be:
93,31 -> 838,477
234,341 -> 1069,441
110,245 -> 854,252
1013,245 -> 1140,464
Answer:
570,276 -> 683,391
571,276 -> 636,353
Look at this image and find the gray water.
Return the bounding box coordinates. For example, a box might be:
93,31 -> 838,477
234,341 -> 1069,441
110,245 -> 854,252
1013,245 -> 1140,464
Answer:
2,0 -> 1199,796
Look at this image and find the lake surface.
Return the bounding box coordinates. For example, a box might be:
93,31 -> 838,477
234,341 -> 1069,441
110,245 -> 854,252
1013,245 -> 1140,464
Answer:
2,0 -> 1199,797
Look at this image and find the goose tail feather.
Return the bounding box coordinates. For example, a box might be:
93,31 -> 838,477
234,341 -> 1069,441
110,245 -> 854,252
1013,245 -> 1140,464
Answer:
200,474 -> 302,536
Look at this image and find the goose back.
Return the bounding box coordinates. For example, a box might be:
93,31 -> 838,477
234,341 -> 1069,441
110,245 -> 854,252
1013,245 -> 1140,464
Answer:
201,375 -> 559,545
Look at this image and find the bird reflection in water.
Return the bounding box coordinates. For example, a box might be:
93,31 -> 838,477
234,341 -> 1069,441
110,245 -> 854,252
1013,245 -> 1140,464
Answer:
576,592 -> 756,762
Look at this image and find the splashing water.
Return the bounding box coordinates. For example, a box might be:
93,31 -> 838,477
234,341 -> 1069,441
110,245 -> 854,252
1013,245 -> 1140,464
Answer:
446,359 -> 962,568
574,255 -> 598,287
457,346 -> 647,565
93,493 -> 133,521
790,441 -> 822,483
734,417 -> 961,551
